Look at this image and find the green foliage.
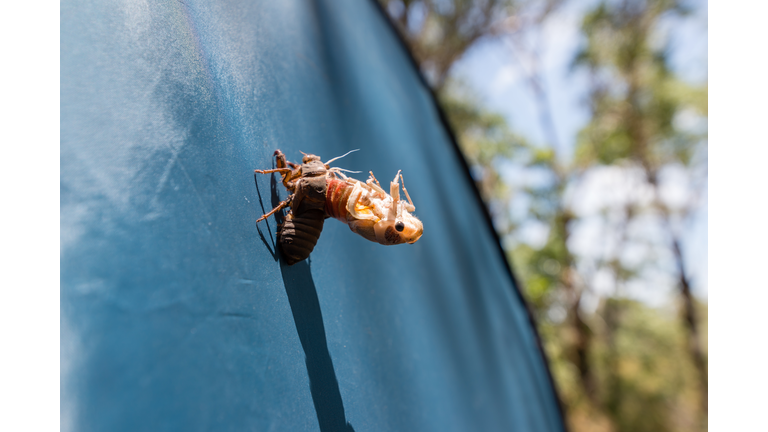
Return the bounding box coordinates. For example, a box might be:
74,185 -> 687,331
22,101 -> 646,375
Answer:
539,298 -> 707,432
573,0 -> 707,171
510,243 -> 561,314
599,299 -> 705,432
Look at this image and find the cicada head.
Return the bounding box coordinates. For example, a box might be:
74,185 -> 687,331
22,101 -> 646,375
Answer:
345,170 -> 423,246
372,202 -> 423,245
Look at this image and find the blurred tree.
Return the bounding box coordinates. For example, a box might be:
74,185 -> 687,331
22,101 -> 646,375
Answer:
493,4 -> 605,415
380,1 -> 707,431
499,1 -> 708,429
574,0 -> 708,421
594,298 -> 707,432
380,0 -> 561,90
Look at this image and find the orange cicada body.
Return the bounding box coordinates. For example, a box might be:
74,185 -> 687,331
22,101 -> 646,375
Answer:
255,150 -> 423,265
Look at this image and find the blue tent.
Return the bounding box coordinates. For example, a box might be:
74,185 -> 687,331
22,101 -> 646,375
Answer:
61,0 -> 565,430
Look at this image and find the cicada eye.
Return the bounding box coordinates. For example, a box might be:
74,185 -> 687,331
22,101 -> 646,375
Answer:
395,221 -> 405,232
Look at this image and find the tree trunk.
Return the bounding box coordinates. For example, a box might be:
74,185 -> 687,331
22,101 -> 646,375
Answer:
671,237 -> 708,416
570,293 -> 598,404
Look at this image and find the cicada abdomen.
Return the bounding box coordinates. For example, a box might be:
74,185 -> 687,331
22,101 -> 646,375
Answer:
278,174 -> 327,265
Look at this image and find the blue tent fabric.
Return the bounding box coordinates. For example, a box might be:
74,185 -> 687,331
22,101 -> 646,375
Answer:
60,0 -> 565,431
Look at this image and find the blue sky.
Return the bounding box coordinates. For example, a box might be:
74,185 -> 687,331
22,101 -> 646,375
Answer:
450,0 -> 708,305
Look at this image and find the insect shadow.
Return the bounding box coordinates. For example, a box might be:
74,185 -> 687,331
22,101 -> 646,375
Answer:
254,165 -> 355,432
253,171 -> 277,261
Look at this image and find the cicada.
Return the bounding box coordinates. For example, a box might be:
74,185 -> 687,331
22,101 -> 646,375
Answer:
255,149 -> 423,265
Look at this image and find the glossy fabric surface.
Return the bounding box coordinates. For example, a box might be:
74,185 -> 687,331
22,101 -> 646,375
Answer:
61,0 -> 564,431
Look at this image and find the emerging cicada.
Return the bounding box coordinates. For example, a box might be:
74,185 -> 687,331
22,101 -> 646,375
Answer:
255,149 -> 423,265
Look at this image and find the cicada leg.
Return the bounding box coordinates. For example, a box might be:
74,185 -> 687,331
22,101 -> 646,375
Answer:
255,149 -> 301,192
274,149 -> 301,191
366,171 -> 387,197
368,171 -> 382,188
254,168 -> 292,175
399,172 -> 415,212
256,195 -> 293,223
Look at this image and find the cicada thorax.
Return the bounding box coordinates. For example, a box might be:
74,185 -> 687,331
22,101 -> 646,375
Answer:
278,157 -> 328,265
324,176 -> 385,244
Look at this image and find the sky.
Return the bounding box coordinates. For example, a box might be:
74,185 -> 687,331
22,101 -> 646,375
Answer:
451,0 -> 709,306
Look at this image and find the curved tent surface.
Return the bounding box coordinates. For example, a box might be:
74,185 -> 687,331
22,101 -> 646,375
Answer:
60,0 -> 565,431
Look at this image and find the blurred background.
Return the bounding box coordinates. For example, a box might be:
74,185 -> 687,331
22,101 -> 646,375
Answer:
379,0 -> 708,431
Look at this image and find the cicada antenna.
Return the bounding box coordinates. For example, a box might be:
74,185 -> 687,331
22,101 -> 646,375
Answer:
328,167 -> 362,180
332,167 -> 362,174
324,149 -> 360,166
